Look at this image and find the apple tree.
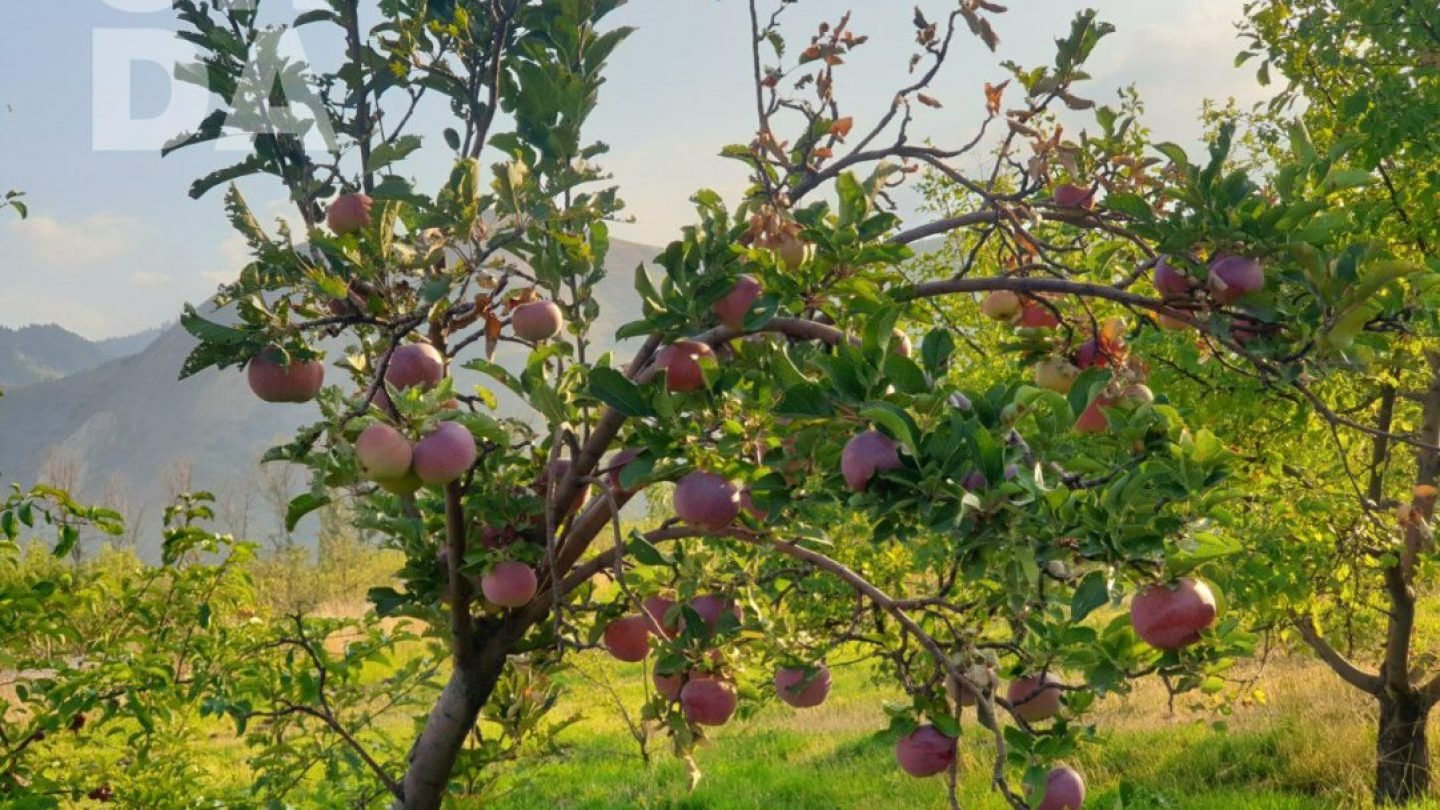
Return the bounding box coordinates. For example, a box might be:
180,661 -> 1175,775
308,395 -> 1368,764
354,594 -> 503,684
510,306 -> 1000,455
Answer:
157,1 -> 1394,807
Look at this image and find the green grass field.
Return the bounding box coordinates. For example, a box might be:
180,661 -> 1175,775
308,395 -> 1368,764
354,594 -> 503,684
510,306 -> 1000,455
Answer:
478,653 -> 1439,810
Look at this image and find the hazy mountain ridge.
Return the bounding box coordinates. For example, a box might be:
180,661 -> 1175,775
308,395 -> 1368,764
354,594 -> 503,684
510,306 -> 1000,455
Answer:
0,323 -> 165,387
0,240 -> 656,560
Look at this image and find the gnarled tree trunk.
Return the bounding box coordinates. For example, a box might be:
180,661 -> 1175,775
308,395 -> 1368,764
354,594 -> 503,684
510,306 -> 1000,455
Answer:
1376,688 -> 1431,805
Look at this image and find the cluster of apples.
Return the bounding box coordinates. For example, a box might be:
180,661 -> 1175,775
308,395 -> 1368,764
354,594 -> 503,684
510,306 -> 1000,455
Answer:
351,343 -> 478,494
1152,254 -> 1267,343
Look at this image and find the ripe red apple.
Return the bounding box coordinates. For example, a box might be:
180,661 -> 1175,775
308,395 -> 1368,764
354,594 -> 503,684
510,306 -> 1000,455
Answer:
602,615 -> 652,662
654,670 -> 686,701
1034,357 -> 1079,394
538,459 -> 593,517
327,192 -> 373,235
1074,397 -> 1110,435
673,471 -> 740,529
714,274 -> 763,329
680,676 -> 738,726
1207,254 -> 1265,304
480,561 -> 537,608
412,421 -> 477,484
655,340 -> 715,393
774,664 -> 831,708
895,725 -> 957,778
1130,577 -> 1218,650
1007,673 -> 1063,722
1036,766 -> 1086,810
605,448 -> 643,493
685,594 -> 743,633
982,290 -> 1022,321
1153,256 -> 1197,299
1052,183 -> 1096,209
355,423 -> 413,482
962,470 -> 989,492
385,343 -> 445,391
512,300 -> 564,341
247,347 -> 325,403
1074,338 -> 1107,370
1016,302 -> 1061,329
842,430 -> 902,492
642,595 -> 680,638
480,526 -> 519,549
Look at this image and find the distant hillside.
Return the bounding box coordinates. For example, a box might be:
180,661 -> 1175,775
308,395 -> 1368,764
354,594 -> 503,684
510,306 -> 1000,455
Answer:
0,323 -> 163,387
0,240 -> 656,561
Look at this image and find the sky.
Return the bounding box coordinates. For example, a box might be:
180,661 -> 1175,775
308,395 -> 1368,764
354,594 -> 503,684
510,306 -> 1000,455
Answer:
0,0 -> 1265,340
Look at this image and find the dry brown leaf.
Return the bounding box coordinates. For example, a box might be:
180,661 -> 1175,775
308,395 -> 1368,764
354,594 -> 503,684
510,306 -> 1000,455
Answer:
830,117 -> 854,139
983,80 -> 1008,115
917,93 -> 942,108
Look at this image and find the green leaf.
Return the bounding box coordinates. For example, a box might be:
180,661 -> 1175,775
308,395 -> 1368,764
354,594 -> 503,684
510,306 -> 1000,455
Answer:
1070,571 -> 1109,622
285,492 -> 331,532
588,367 -> 655,417
367,135 -> 423,174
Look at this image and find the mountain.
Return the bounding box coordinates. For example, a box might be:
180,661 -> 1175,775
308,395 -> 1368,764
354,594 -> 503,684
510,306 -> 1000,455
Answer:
0,324 -> 164,387
0,240 -> 656,561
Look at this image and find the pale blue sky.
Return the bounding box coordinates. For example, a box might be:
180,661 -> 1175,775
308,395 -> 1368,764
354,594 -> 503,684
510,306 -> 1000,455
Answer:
0,0 -> 1259,339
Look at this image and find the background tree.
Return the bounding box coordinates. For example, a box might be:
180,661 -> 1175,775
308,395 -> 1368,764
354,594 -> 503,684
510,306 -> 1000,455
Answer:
159,1 -> 1428,809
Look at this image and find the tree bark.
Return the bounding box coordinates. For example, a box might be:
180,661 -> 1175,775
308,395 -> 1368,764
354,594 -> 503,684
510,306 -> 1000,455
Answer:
396,627 -> 516,810
1376,688 -> 1432,805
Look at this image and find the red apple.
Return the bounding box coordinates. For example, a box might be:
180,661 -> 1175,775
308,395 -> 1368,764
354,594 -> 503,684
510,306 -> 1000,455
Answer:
1074,338 -> 1107,370
714,274 -> 763,330
654,670 -> 686,701
385,343 -> 445,391
480,526 -> 519,549
602,615 -> 651,662
774,664 -> 831,708
327,192 -> 373,235
247,347 -> 325,403
1207,255 -> 1265,304
1074,397 -> 1110,435
961,470 -> 989,492
480,561 -> 537,608
1034,357 -> 1080,394
1153,256 -> 1197,299
1036,766 -> 1086,810
412,421 -> 477,484
643,595 -> 680,638
1130,577 -> 1218,650
895,725 -> 957,778
1006,673 -> 1063,722
605,448 -> 642,493
841,430 -> 903,492
355,423 -> 413,482
686,594 -> 743,634
1053,183 -> 1096,209
1016,302 -> 1061,329
674,471 -> 740,530
655,340 -> 715,393
512,300 -> 565,341
982,290 -> 1022,321
680,676 -> 738,726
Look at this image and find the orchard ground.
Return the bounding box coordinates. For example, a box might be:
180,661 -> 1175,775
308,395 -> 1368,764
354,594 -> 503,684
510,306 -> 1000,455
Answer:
25,604 -> 1440,809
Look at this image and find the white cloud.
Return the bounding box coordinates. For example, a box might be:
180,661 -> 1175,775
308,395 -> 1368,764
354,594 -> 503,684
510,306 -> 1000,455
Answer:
9,213 -> 142,269
130,271 -> 168,286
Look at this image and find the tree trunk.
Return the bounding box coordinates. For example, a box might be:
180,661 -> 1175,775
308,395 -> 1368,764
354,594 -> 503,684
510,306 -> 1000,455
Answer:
1375,689 -> 1431,805
396,630 -> 515,810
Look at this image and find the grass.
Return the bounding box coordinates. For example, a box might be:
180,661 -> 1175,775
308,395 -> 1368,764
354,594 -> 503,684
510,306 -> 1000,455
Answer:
477,653 -> 1440,810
